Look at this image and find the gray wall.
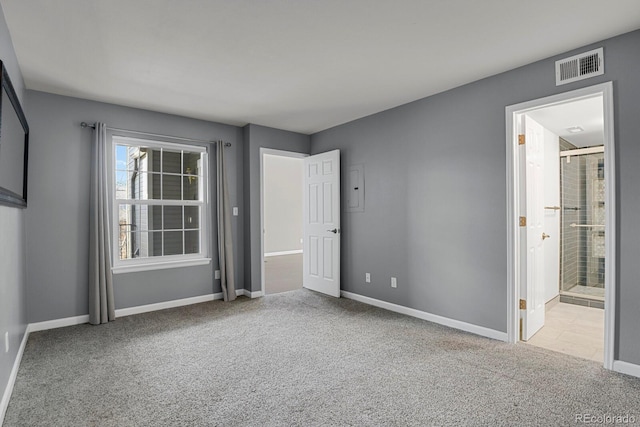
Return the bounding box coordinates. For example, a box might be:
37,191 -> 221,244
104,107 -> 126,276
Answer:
0,2 -> 27,415
243,124 -> 310,292
311,30 -> 640,364
24,90 -> 244,321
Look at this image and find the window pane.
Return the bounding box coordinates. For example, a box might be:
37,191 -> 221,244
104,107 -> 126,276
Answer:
125,231 -> 154,259
184,206 -> 199,229
131,172 -> 146,200
163,175 -> 181,200
115,171 -> 128,199
130,231 -> 161,258
185,231 -> 199,254
127,147 -> 140,171
150,173 -> 161,199
128,205 -> 162,232
163,150 -> 181,174
146,148 -> 161,174
183,152 -> 201,175
163,206 -> 183,230
148,231 -> 163,257
118,204 -> 132,232
118,231 -> 133,260
131,232 -> 144,258
115,145 -> 129,171
183,176 -> 199,200
164,231 -> 183,255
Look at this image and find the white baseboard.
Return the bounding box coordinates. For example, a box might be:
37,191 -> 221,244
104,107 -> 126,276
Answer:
111,289 -> 264,317
341,291 -> 508,342
613,360 -> 640,378
236,289 -> 263,298
28,315 -> 90,333
0,328 -> 29,425
116,294 -> 220,318
264,250 -> 302,257
26,290 -> 258,334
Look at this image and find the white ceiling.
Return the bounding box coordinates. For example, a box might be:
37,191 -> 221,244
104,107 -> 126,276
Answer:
527,96 -> 604,148
2,1 -> 639,134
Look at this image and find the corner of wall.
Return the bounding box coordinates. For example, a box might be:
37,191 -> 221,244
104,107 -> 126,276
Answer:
242,125 -> 252,291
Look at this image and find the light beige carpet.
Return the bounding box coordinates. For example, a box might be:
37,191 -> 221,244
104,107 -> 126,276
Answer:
4,290 -> 640,426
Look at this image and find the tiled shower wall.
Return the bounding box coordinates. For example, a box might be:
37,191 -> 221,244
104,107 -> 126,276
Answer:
560,138 -> 605,292
560,138 -> 581,292
585,154 -> 605,287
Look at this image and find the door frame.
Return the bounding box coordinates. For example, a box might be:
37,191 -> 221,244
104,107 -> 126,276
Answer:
259,148 -> 308,296
505,82 -> 615,370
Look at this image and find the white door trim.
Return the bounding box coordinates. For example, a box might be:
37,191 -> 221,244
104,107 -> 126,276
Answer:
505,82 -> 616,370
259,148 -> 308,297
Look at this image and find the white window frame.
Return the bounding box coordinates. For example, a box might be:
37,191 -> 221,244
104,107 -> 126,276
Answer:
110,135 -> 210,274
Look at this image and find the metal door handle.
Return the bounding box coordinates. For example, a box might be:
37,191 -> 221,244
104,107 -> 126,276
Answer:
327,228 -> 340,234
542,233 -> 550,240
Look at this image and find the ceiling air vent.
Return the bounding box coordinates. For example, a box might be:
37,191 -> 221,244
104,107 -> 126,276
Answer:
555,47 -> 604,86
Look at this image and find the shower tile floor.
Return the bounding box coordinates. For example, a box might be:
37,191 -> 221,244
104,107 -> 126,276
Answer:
563,284 -> 605,300
525,302 -> 604,363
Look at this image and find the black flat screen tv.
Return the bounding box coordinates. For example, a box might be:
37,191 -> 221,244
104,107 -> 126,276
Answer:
0,59 -> 29,208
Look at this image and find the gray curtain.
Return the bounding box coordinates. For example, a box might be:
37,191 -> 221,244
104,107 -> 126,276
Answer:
217,141 -> 236,301
89,123 -> 115,324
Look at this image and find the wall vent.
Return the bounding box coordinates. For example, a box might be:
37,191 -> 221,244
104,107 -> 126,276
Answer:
555,47 -> 604,86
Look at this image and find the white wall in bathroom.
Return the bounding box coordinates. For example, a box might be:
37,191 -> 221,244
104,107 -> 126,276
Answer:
543,128 -> 560,303
263,154 -> 304,254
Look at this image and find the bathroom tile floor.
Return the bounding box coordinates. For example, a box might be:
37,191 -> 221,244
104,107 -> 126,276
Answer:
524,302 -> 604,363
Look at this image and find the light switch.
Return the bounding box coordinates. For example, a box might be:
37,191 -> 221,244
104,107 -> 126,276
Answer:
232,207 -> 238,216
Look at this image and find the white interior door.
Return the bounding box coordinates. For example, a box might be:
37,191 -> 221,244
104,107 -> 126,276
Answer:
543,128 -> 560,303
522,115 -> 546,340
303,150 -> 340,297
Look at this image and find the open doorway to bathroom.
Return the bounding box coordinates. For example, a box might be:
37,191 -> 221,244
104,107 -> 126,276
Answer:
507,83 -> 615,368
525,98 -> 605,362
260,149 -> 306,295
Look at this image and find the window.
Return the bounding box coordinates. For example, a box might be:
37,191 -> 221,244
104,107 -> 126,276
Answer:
112,136 -> 209,273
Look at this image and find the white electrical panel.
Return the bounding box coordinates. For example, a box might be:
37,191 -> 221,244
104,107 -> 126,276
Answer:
346,164 -> 365,212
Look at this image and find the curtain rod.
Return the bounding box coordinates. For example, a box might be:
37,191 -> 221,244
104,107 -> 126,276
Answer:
80,122 -> 231,147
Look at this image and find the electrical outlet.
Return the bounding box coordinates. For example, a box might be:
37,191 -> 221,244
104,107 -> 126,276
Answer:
215,270 -> 221,280
365,273 -> 371,283
391,277 -> 397,288
4,331 -> 8,353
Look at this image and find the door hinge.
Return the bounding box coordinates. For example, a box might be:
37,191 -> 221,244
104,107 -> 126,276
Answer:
519,318 -> 523,341
518,134 -> 525,145
519,216 -> 526,227
519,299 -> 527,310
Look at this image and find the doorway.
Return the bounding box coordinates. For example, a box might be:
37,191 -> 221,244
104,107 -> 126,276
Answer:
260,149 -> 306,295
506,82 -> 615,369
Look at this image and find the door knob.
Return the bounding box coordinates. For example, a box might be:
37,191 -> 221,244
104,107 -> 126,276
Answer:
327,228 -> 340,234
542,232 -> 550,240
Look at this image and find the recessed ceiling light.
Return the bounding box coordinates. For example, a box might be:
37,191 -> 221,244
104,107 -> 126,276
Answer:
567,126 -> 584,133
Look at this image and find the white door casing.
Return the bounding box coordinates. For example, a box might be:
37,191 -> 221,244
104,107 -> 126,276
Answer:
506,82 -> 615,370
303,150 -> 341,297
522,115 -> 545,340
